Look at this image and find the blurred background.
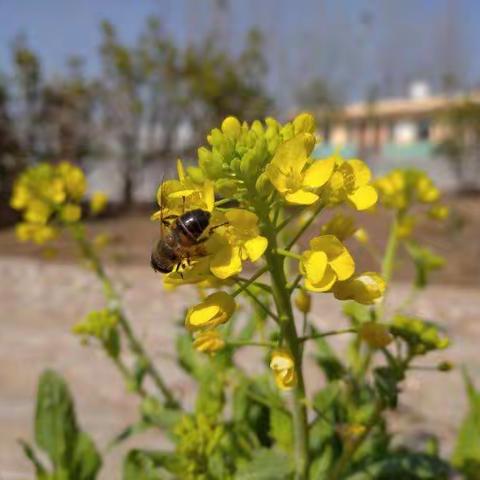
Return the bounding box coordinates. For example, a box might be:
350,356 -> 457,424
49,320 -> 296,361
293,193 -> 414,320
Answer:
1,1 -> 479,478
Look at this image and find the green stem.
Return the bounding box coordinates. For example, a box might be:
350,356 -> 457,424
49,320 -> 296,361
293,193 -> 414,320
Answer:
69,224 -> 179,408
382,214 -> 399,285
227,340 -> 276,348
232,265 -> 268,297
255,202 -> 309,479
299,328 -> 357,343
276,248 -> 302,260
237,282 -> 279,323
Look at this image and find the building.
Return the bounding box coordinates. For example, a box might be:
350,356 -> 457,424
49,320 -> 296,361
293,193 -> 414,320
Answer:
314,83 -> 480,167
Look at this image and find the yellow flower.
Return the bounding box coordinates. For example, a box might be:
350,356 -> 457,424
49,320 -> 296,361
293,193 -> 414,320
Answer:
353,227 -> 369,244
15,223 -> 58,245
59,203 -> 82,223
265,133 -> 335,205
428,204 -> 449,221
24,200 -> 52,224
300,235 -> 355,292
416,174 -> 440,203
270,348 -> 297,390
375,169 -> 407,210
320,213 -> 356,240
294,290 -> 311,314
57,162 -> 86,201
193,330 -> 226,354
332,272 -> 385,305
185,291 -> 236,331
90,191 -> 108,215
208,209 -> 268,279
396,215 -> 415,238
152,159 -> 214,221
359,322 -> 393,349
326,158 -> 378,210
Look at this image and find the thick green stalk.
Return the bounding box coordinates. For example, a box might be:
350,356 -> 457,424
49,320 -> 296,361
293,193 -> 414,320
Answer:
382,214 -> 399,285
255,202 -> 309,479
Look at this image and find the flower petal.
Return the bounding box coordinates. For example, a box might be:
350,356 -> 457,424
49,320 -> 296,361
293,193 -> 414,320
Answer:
347,159 -> 372,187
285,189 -> 319,205
302,157 -> 335,188
302,250 -> 328,285
244,236 -> 268,262
270,133 -> 311,171
304,265 -> 337,292
265,163 -> 289,193
210,245 -> 242,279
329,249 -> 355,281
347,185 -> 378,210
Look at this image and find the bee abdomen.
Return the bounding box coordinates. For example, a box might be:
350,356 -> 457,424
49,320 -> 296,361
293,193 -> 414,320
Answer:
178,209 -> 211,241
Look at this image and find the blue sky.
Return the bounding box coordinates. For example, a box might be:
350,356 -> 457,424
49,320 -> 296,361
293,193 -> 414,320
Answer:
1,0 -> 480,105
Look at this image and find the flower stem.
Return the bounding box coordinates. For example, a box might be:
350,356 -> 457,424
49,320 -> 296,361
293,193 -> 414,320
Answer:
68,224 -> 179,408
255,201 -> 309,479
299,328 -> 357,343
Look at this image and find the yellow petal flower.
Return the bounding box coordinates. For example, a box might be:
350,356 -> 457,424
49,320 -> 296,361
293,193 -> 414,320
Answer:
332,272 -> 385,305
193,330 -> 226,353
270,348 -> 297,390
90,191 -> 108,215
347,159 -> 371,187
310,235 -> 355,281
185,291 -> 236,331
59,204 -> 82,223
359,322 -> 393,348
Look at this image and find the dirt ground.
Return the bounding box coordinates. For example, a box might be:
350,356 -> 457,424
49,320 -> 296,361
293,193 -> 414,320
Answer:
0,196 -> 479,479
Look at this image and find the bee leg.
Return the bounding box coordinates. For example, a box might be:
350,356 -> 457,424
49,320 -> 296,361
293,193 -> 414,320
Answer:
162,214 -> 178,227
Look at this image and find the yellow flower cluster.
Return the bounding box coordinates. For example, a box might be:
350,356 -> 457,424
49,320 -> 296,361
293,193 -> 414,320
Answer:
298,236 -> 384,304
375,169 -> 447,215
10,162 -> 108,244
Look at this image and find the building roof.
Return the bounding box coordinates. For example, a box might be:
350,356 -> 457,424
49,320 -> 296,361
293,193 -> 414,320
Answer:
339,90 -> 480,120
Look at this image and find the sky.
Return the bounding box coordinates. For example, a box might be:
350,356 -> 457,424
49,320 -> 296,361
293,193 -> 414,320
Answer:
2,0 -> 480,107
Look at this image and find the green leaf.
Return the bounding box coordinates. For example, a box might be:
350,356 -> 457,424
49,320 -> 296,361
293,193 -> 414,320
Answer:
235,448 -> 294,480
344,452 -> 451,480
123,449 -> 178,480
452,369 -> 480,479
269,408 -> 293,451
72,432 -> 102,480
18,439 -> 48,478
405,242 -> 444,289
374,367 -> 403,409
34,370 -> 79,469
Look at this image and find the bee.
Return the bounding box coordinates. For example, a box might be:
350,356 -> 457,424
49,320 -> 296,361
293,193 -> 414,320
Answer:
150,208 -> 212,274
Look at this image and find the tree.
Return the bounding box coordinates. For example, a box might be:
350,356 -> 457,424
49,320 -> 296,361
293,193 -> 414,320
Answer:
182,28 -> 272,144
38,56 -> 97,167
436,100 -> 480,192
97,17 -> 183,207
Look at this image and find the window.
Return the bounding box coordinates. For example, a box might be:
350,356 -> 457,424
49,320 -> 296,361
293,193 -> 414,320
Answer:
417,119 -> 430,141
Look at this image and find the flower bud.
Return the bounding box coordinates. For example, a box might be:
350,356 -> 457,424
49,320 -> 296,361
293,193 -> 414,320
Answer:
270,348 -> 297,390
359,322 -> 393,349
90,191 -> 108,215
193,330 -> 225,354
294,290 -> 311,314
